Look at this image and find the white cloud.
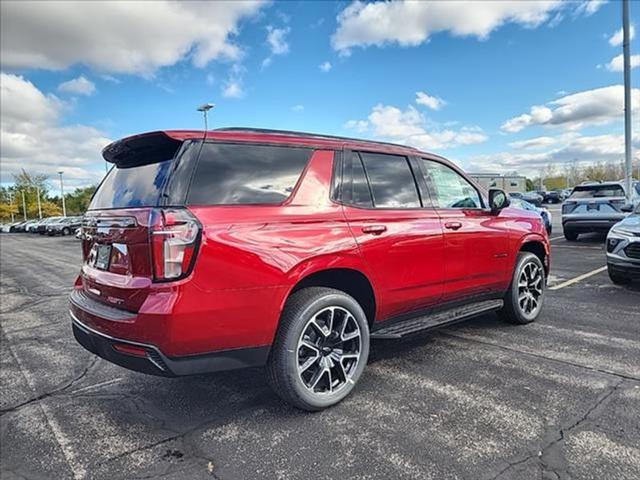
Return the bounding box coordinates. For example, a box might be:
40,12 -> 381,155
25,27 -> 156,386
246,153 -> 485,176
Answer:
266,26 -> 290,55
0,1 -> 265,76
331,0 -> 601,54
57,75 -> 96,96
221,64 -> 245,99
262,25 -> 290,68
415,91 -> 445,110
501,85 -> 640,133
343,120 -> 369,133
345,104 -> 487,150
606,54 -> 640,72
291,104 -> 304,112
609,25 -> 635,47
222,81 -> 243,99
1,73 -> 111,189
319,61 -> 332,72
469,133 -> 637,176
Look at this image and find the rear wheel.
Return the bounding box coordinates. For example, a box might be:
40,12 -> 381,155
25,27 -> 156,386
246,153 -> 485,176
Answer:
500,252 -> 545,325
608,265 -> 631,285
563,229 -> 578,241
266,287 -> 369,411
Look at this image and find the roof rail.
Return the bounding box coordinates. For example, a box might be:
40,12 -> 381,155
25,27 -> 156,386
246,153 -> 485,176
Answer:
214,127 -> 418,150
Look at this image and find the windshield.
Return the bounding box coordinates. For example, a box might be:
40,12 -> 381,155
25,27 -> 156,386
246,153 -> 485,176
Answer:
570,185 -> 625,198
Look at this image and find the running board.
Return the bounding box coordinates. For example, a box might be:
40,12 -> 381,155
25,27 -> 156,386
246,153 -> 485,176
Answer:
371,299 -> 504,340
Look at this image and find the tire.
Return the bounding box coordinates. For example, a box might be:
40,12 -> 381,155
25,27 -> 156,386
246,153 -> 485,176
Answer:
563,229 -> 578,241
608,265 -> 631,285
499,252 -> 546,325
266,287 -> 370,411
62,227 -> 70,236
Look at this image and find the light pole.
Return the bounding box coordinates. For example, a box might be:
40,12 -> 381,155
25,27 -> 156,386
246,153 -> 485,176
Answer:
58,171 -> 66,217
623,0 -> 633,202
197,103 -> 214,141
8,191 -> 15,223
36,186 -> 42,219
21,191 -> 27,221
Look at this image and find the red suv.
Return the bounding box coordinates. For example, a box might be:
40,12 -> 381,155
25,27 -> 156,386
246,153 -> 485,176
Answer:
70,128 -> 549,410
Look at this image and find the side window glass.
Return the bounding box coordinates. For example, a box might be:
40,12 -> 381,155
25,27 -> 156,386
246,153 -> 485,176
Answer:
360,152 -> 421,208
422,160 -> 482,209
348,152 -> 374,207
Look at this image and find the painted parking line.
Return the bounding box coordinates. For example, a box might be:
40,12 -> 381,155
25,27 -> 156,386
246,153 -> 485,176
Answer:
548,266 -> 607,290
549,236 -> 565,242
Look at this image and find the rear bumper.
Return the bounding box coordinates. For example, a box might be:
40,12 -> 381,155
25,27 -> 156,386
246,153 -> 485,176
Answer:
71,312 -> 270,376
562,219 -> 621,232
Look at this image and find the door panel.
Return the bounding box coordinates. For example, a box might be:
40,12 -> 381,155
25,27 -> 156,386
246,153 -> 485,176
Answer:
341,151 -> 444,320
419,159 -> 509,301
344,206 -> 444,319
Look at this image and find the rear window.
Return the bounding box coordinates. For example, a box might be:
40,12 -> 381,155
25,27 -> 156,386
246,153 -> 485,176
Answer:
570,185 -> 625,198
89,160 -> 172,209
186,143 -> 311,205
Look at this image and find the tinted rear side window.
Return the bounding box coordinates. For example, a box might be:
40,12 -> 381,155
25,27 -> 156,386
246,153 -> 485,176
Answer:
187,143 -> 312,205
359,152 -> 420,208
89,160 -> 172,209
570,185 -> 625,198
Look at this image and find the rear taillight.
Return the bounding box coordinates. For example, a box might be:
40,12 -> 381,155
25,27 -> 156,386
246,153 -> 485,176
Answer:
150,208 -> 201,281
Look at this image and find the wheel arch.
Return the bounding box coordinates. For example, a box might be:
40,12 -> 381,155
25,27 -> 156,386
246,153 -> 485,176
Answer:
284,265 -> 378,328
518,234 -> 550,276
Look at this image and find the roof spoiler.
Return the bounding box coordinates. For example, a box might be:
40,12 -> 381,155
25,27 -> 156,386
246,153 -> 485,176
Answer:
102,131 -> 183,167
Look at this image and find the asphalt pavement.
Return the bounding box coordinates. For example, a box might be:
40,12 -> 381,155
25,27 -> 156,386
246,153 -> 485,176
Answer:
1,211 -> 639,480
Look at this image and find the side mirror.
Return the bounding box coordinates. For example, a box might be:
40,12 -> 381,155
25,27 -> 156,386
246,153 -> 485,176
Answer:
621,203 -> 634,213
489,189 -> 510,213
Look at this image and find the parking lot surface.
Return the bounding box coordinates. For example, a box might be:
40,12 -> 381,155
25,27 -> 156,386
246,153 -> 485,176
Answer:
2,211 -> 639,480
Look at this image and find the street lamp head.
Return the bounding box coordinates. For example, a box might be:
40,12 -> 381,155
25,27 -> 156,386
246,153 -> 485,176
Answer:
58,171 -> 64,176
197,103 -> 214,112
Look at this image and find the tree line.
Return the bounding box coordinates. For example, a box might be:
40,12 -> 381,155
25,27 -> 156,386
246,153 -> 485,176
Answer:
527,159 -> 639,191
0,170 -> 97,222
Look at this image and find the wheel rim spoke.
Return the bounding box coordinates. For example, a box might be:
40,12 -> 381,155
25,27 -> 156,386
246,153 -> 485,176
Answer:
297,305 -> 362,395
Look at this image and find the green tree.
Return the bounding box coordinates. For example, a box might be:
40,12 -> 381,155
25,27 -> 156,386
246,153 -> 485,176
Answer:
65,186 -> 97,214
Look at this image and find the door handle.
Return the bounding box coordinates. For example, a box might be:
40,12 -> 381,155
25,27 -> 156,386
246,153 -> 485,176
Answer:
444,222 -> 462,231
362,225 -> 387,235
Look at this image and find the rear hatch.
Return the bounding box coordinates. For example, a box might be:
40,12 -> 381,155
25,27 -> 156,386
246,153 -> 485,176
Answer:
80,132 -> 199,312
563,184 -> 627,218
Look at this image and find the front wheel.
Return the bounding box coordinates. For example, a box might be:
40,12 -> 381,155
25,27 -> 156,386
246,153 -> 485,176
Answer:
564,229 -> 578,241
62,227 -> 71,236
266,287 -> 370,411
500,252 -> 546,325
608,265 -> 631,285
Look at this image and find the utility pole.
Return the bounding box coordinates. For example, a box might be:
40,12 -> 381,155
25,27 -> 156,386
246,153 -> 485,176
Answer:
58,171 -> 66,217
36,186 -> 42,219
623,0 -> 633,202
21,191 -> 27,221
8,191 -> 15,222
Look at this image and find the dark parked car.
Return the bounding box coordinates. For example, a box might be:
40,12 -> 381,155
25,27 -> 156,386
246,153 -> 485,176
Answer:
510,191 -> 543,207
46,216 -> 83,236
562,182 -> 639,240
544,190 -> 563,204
606,203 -> 640,284
70,128 -> 550,410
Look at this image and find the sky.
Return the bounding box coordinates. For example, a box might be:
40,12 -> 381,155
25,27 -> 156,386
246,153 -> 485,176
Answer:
1,0 -> 639,192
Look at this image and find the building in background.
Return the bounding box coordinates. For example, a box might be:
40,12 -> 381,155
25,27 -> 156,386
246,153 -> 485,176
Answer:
469,173 -> 527,193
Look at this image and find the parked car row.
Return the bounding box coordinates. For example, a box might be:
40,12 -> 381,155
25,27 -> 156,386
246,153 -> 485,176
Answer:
1,216 -> 83,236
509,196 -> 552,235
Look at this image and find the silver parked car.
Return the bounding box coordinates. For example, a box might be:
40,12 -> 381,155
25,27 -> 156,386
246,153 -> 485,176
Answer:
606,203 -> 640,284
561,181 -> 640,241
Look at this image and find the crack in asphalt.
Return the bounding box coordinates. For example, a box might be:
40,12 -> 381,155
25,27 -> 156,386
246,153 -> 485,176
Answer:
0,351 -> 99,416
487,378 -> 625,480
